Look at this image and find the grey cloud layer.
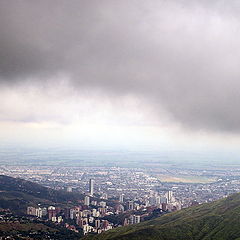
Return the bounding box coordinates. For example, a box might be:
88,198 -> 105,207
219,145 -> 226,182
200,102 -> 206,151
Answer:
1,0 -> 240,131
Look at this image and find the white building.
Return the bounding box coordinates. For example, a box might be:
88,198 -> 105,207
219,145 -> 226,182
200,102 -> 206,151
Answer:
89,179 -> 94,196
119,194 -> 124,203
84,196 -> 90,206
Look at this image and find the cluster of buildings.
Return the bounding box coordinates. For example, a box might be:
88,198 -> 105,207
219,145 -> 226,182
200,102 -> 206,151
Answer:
27,206 -> 48,218
26,179 -> 115,235
27,204 -> 113,235
3,151 -> 240,236
26,179 -> 182,235
4,161 -> 240,236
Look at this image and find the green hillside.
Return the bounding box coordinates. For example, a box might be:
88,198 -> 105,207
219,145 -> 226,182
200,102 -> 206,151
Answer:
0,175 -> 84,214
0,190 -> 54,214
85,193 -> 240,240
0,175 -> 84,202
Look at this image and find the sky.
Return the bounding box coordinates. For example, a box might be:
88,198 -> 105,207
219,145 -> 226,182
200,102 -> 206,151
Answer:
1,0 -> 240,153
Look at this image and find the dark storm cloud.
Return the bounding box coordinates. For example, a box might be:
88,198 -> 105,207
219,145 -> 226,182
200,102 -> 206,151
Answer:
1,0 -> 240,131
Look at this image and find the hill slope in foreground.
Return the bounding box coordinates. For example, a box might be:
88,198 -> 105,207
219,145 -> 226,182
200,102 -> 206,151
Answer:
86,193 -> 240,240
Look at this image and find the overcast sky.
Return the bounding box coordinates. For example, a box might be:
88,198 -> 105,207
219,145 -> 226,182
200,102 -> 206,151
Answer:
1,0 -> 240,151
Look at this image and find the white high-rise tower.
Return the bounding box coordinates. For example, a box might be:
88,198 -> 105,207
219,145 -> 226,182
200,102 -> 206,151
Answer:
89,179 -> 94,196
166,190 -> 173,203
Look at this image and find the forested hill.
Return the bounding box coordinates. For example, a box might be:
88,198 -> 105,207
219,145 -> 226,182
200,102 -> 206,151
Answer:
86,193 -> 240,240
0,175 -> 83,214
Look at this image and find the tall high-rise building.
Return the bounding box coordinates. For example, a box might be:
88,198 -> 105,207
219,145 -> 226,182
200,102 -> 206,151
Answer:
70,208 -> 76,219
89,179 -> 94,196
129,215 -> 141,225
119,194 -> 124,203
156,196 -> 161,205
134,215 -> 141,224
84,195 -> 90,206
166,190 -> 173,203
27,206 -> 36,216
35,207 -> 43,218
127,201 -> 134,210
48,206 -> 56,221
95,219 -> 101,228
129,215 -> 134,225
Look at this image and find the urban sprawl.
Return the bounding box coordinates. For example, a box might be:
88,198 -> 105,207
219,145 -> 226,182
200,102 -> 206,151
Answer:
1,165 -> 240,236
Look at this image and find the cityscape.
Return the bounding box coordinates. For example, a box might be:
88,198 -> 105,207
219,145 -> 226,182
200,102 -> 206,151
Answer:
1,164 -> 240,236
1,0 -> 240,239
